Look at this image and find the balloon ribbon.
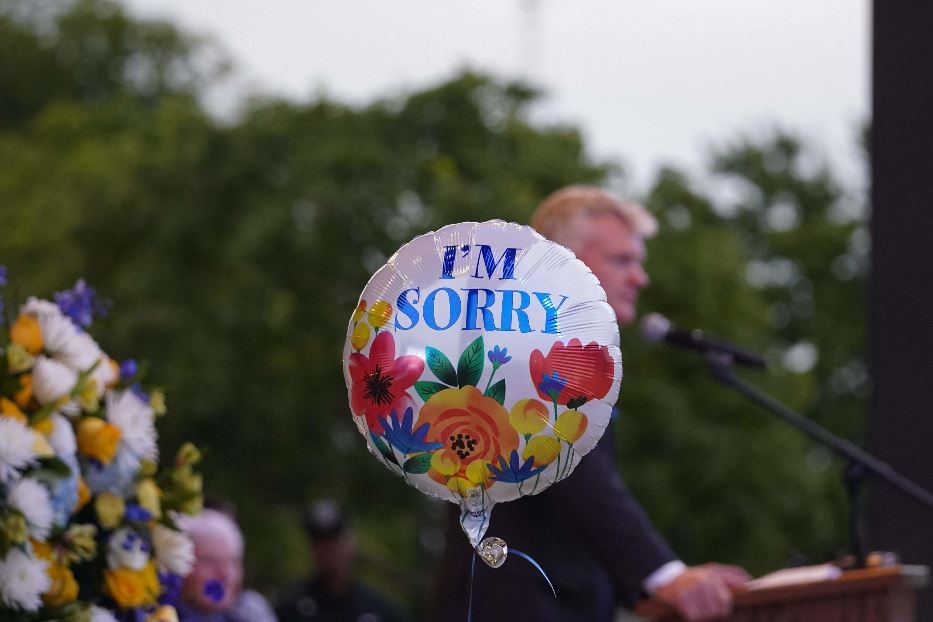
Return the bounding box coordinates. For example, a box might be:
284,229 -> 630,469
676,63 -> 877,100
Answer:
467,547 -> 556,621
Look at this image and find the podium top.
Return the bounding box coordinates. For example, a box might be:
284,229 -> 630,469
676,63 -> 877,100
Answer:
635,565 -> 929,621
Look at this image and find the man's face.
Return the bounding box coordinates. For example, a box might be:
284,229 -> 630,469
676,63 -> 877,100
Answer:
181,532 -> 243,613
571,213 -> 649,326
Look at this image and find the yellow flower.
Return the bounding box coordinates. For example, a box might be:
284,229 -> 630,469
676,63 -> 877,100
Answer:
350,322 -> 371,351
10,314 -> 43,354
430,449 -> 460,477
554,410 -> 588,444
146,605 -> 180,622
175,443 -> 201,467
149,389 -> 166,416
77,378 -> 100,412
104,562 -> 159,608
465,459 -> 492,487
77,417 -> 121,464
1,512 -> 28,545
0,397 -> 28,424
6,343 -> 36,373
76,477 -> 91,512
95,492 -> 125,529
32,431 -> 55,458
136,479 -> 162,520
44,563 -> 79,607
32,416 -> 54,437
446,476 -> 475,497
63,524 -> 98,564
352,300 -> 367,324
522,435 -> 560,467
14,373 -> 33,407
509,399 -> 549,436
367,300 -> 392,329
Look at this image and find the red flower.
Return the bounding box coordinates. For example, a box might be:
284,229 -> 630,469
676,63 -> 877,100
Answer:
349,331 -> 424,435
529,338 -> 614,405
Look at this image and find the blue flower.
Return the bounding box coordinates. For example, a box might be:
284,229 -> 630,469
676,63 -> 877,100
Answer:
537,371 -> 568,400
488,450 -> 546,484
0,265 -> 6,287
204,579 -> 225,603
159,571 -> 182,606
120,359 -> 138,381
54,278 -> 107,328
487,345 -> 512,367
379,407 -> 443,455
124,504 -> 153,523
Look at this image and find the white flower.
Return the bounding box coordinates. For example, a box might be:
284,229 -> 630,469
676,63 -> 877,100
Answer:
54,329 -> 103,373
46,413 -> 77,457
90,606 -> 119,622
0,417 -> 39,484
0,548 -> 50,612
106,389 -> 158,462
152,523 -> 195,576
22,298 -> 81,356
91,356 -> 118,395
32,356 -> 79,415
106,527 -> 150,570
7,477 -> 53,540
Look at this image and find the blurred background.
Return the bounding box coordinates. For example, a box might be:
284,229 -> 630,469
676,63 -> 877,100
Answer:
1,0 -> 881,617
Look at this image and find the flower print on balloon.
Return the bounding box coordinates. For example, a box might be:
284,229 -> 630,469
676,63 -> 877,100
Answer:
343,220 -> 621,559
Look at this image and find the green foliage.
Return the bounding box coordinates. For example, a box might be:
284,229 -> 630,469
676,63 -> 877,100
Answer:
0,0 -> 868,610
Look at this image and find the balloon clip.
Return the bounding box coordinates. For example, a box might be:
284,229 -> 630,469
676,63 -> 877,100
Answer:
476,536 -> 508,568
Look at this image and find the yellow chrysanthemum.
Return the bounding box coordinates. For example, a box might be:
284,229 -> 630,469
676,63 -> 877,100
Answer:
77,418 -> 121,464
0,397 -> 28,424
10,315 -> 43,354
44,563 -> 79,607
136,479 -> 162,520
95,492 -> 125,529
522,435 -> 560,467
509,398 -> 549,436
104,563 -> 159,608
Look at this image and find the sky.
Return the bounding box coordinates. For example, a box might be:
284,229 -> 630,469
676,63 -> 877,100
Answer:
124,0 -> 870,192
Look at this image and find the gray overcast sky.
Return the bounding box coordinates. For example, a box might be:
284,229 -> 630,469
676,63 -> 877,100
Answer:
125,0 -> 869,191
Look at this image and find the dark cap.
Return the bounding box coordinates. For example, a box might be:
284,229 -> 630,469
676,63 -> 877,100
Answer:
302,499 -> 348,540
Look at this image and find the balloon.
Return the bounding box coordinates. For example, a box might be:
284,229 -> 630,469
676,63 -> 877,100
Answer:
343,220 -> 621,550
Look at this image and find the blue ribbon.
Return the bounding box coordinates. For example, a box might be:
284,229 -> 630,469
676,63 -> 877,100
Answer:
467,546 -> 556,621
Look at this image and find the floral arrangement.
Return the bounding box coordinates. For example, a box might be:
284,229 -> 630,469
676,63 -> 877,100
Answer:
348,298 -> 614,499
0,269 -> 203,622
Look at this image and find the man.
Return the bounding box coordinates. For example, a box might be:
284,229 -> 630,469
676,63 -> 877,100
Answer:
429,186 -> 749,621
176,508 -> 277,622
276,499 -> 407,622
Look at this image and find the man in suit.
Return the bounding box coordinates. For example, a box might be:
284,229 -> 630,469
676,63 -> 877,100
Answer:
429,186 -> 749,621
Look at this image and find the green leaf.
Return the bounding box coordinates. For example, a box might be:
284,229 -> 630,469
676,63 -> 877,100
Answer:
425,347 -> 457,385
415,381 -> 449,402
371,433 -> 398,465
484,379 -> 506,406
30,456 -> 73,478
403,452 -> 432,474
457,336 -> 485,388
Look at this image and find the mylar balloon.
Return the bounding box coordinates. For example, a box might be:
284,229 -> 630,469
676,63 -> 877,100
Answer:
343,220 -> 621,551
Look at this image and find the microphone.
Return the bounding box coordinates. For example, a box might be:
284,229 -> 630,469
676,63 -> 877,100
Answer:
640,313 -> 767,368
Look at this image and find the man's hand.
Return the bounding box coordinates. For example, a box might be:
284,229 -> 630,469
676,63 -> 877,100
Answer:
652,563 -> 750,621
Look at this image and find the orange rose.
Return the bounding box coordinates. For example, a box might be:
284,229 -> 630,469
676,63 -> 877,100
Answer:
77,418 -> 121,464
420,386 -> 519,487
104,562 -> 159,608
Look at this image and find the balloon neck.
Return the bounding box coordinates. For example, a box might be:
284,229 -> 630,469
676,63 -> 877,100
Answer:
460,486 -> 492,547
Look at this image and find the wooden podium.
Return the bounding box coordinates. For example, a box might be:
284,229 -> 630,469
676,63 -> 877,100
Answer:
635,565 -> 929,622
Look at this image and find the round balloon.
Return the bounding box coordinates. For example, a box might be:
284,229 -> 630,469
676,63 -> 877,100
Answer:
343,220 -> 621,547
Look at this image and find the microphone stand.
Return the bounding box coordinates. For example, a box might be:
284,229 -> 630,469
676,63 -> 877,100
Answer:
705,351 -> 933,568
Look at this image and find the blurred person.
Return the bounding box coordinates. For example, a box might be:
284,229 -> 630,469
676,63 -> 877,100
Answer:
177,508 -> 277,622
276,499 -> 407,622
429,186 -> 750,622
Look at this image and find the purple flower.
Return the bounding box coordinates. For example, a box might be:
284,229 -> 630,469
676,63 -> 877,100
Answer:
159,572 -> 182,606
124,504 -> 153,523
120,359 -> 138,381
204,579 -> 225,603
487,345 -> 512,367
55,279 -> 107,328
537,371 -> 568,402
130,383 -> 149,403
0,265 -> 7,287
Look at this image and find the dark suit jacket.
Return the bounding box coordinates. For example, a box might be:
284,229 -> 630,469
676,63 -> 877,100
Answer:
428,423 -> 676,622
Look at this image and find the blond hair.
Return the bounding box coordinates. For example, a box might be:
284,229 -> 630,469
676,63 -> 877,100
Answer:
530,185 -> 657,248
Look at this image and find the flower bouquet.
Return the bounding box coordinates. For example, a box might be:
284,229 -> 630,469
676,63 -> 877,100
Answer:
0,270 -> 203,622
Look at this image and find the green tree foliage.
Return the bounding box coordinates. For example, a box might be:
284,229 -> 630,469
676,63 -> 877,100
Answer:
1,0 -> 868,609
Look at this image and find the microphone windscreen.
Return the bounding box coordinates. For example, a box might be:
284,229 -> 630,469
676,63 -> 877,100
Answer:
640,313 -> 670,343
